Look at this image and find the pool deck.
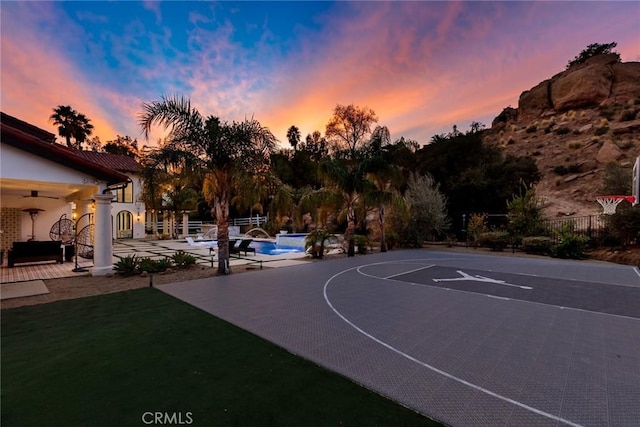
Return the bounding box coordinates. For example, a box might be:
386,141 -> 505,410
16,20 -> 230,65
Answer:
0,237 -> 310,285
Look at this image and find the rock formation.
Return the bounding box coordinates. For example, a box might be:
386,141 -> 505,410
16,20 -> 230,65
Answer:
487,54 -> 640,217
517,54 -> 640,122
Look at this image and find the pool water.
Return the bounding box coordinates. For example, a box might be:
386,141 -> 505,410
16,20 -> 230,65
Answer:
249,234 -> 307,255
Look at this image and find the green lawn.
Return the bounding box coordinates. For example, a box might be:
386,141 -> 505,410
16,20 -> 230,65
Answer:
2,288 -> 440,426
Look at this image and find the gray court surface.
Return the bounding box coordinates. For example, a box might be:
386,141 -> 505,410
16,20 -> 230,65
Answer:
158,250 -> 640,426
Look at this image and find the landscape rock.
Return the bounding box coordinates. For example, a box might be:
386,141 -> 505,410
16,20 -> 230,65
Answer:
578,124 -> 593,133
596,140 -> 624,164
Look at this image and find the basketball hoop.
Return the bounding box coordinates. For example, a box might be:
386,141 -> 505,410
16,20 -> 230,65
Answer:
595,195 -> 636,215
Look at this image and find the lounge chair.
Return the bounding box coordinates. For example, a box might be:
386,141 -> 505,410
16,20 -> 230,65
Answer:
185,236 -> 218,248
237,239 -> 256,256
229,239 -> 240,255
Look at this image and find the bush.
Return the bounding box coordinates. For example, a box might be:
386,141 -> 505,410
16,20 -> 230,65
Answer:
526,125 -> 537,133
305,229 -> 334,259
594,126 -> 609,136
354,235 -> 369,254
467,213 -> 488,247
522,236 -> 553,255
478,232 -> 509,251
620,109 -> 638,122
551,235 -> 589,259
385,231 -> 399,250
137,257 -> 172,274
554,165 -> 569,175
555,126 -> 570,135
114,254 -> 138,276
172,250 -> 197,269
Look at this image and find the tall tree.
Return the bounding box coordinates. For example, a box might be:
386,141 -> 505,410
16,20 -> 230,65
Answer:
286,125 -> 301,151
49,105 -> 94,149
139,96 -> 276,274
301,131 -> 328,161
325,104 -> 378,157
72,113 -> 94,149
49,105 -> 77,147
104,135 -> 139,158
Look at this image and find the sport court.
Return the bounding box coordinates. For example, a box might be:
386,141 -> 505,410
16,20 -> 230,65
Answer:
159,249 -> 640,426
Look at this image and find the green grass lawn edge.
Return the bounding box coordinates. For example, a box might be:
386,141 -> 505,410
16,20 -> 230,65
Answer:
2,288 -> 442,426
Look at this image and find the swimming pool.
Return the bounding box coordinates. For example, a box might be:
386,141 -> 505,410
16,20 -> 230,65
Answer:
249,234 -> 308,255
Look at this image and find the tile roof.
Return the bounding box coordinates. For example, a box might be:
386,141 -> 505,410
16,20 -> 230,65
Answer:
74,151 -> 141,173
1,119 -> 129,186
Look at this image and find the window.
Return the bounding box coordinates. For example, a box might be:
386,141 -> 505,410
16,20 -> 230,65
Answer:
111,182 -> 133,203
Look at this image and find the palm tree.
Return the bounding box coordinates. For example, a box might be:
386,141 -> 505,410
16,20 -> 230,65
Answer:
286,125 -> 301,151
50,105 -> 77,147
139,96 -> 276,274
302,154 -> 374,257
72,113 -> 94,150
49,106 -> 94,149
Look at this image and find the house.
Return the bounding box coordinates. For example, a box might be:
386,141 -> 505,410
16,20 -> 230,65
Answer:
0,112 -> 145,275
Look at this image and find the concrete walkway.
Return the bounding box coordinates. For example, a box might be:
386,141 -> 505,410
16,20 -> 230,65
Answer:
158,249 -> 640,427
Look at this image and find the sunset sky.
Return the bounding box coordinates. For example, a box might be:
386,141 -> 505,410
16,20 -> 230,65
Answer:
1,1 -> 639,148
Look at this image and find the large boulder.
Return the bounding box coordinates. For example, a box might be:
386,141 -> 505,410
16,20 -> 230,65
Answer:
515,54 -> 640,122
551,63 -> 612,111
596,140 -> 624,164
610,62 -> 640,103
518,80 -> 552,122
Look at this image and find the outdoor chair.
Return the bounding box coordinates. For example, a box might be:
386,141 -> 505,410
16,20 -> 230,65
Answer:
237,239 -> 256,256
229,239 -> 241,255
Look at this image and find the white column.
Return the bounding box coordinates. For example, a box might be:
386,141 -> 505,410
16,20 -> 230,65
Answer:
182,212 -> 189,238
162,212 -> 169,237
92,193 -> 114,276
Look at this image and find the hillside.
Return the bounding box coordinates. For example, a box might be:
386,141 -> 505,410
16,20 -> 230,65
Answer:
485,54 -> 640,217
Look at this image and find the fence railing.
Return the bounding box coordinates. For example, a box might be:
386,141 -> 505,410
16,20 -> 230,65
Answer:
146,216 -> 267,233
540,215 -> 605,243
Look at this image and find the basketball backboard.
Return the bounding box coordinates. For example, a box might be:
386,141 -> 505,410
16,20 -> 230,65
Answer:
633,156 -> 640,206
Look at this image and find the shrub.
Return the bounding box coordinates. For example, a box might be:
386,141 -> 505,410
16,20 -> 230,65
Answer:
467,213 -> 488,247
568,143 -> 582,150
522,236 -> 553,255
305,229 -> 334,259
137,257 -> 172,274
555,126 -> 571,135
478,232 -> 509,251
385,231 -> 399,250
594,126 -> 609,136
172,250 -> 197,269
114,254 -> 138,276
526,124 -> 537,133
620,109 -> 638,122
554,165 -> 569,175
551,235 -> 589,259
354,235 -> 369,254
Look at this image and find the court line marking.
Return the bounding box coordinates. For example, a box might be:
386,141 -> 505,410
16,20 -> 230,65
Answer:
360,257 -> 640,288
384,264 -> 435,279
323,264 -> 583,427
357,260 -> 640,322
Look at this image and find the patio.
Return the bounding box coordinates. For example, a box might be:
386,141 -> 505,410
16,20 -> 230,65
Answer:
0,238 -> 310,285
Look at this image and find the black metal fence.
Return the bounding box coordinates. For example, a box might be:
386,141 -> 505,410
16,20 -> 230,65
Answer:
541,215 -> 605,244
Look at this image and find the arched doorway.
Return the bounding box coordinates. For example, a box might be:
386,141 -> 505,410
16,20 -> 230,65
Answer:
116,210 -> 133,239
